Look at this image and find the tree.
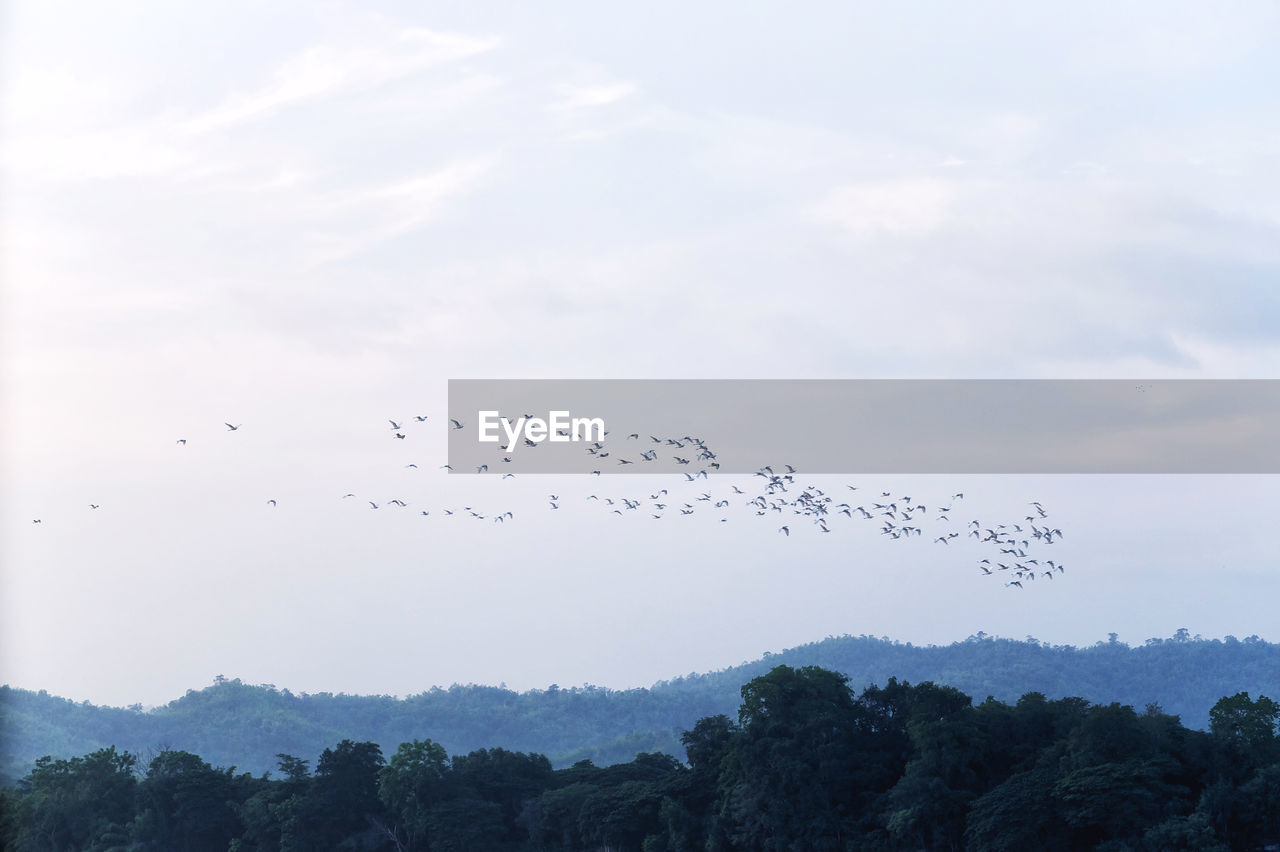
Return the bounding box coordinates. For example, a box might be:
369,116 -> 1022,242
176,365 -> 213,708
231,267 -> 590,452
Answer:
235,755 -> 310,851
1209,692 -> 1280,766
308,740 -> 388,849
964,766 -> 1069,852
717,665 -> 861,849
885,707 -> 986,851
376,739 -> 449,850
449,747 -> 552,841
7,747 -> 138,852
132,749 -> 241,851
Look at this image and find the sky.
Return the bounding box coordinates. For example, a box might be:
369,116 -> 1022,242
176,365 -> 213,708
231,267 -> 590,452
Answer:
3,1 -> 1280,708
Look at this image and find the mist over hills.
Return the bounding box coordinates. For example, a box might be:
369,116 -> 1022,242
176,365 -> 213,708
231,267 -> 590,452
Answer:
3,630 -> 1277,783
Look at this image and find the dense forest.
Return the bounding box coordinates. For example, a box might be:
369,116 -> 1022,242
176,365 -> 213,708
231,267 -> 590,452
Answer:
3,631 -> 1278,786
3,664 -> 1279,850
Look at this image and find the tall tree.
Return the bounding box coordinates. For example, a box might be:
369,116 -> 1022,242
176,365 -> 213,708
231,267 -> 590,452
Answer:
7,747 -> 137,852
132,749 -> 241,852
717,665 -> 861,849
376,739 -> 449,850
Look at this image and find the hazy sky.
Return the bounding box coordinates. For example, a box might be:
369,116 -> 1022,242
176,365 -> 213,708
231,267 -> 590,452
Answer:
4,1 -> 1280,708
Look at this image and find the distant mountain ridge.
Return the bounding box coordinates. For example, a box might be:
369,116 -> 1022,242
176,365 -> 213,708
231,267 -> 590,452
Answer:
3,630 -> 1277,783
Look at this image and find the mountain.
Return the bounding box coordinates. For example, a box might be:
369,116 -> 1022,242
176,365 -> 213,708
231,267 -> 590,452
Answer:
3,630 -> 1277,783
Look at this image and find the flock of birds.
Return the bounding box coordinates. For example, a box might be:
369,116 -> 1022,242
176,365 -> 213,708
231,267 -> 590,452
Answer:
26,415 -> 1066,588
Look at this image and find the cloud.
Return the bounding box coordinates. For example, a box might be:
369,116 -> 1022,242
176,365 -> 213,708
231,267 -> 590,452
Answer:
303,155 -> 499,263
1069,5 -> 1277,77
809,178 -> 957,238
551,82 -> 638,111
185,27 -> 500,134
3,123 -> 192,181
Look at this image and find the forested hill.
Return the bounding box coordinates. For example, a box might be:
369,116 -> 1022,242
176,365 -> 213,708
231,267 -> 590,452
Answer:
3,631 -> 1278,783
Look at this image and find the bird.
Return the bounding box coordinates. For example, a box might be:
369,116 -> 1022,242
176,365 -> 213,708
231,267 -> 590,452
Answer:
176,439 -> 186,445
449,419 -> 463,430
267,500 -> 276,506
89,504 -> 100,509
389,420 -> 402,430
779,526 -> 790,536
414,416 -> 429,422
225,423 -> 241,431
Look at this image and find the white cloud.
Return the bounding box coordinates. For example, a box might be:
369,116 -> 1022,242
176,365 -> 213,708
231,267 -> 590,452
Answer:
551,82 -> 638,111
185,27 -> 500,134
809,178 -> 957,238
3,122 -> 192,181
1070,6 -> 1276,76
303,155 -> 499,263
